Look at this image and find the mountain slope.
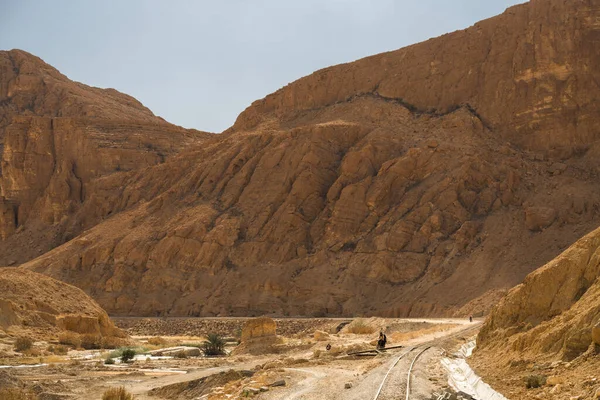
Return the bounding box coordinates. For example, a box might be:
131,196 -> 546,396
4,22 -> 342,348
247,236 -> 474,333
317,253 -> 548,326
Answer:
0,49 -> 209,262
8,0 -> 600,317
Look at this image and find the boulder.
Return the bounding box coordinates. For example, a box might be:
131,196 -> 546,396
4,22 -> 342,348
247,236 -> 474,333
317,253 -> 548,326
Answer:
547,376 -> 565,386
525,207 -> 557,231
149,346 -> 201,357
241,317 -> 277,341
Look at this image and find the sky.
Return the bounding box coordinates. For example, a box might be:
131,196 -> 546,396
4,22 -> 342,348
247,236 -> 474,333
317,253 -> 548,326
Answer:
1,1 -> 525,132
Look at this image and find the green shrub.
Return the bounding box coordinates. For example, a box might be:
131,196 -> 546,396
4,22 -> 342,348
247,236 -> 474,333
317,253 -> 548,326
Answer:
525,375 -> 547,389
47,344 -> 68,355
14,337 -> 33,352
202,333 -> 225,356
120,348 -> 136,363
104,357 -> 115,365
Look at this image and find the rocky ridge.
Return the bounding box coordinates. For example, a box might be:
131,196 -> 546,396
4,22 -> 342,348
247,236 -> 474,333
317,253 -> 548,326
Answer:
4,0 -> 600,318
0,49 -> 209,262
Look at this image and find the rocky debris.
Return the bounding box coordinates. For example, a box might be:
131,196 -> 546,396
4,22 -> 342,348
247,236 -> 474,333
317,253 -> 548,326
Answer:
593,322 -> 600,346
269,380 -> 286,387
525,207 -> 557,231
148,346 -> 201,357
314,330 -> 330,341
149,369 -> 244,399
241,317 -> 277,341
0,268 -> 124,339
345,382 -> 353,389
259,386 -> 269,392
547,376 -> 565,386
113,317 -> 335,338
243,387 -> 261,395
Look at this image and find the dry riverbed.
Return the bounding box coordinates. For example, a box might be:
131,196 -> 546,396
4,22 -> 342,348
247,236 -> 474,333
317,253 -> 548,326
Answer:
0,317 -> 480,399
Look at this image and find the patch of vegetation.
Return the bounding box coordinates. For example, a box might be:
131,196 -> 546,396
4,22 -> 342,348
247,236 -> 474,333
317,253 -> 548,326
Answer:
525,375 -> 547,389
101,336 -> 127,349
346,319 -> 375,334
107,346 -> 148,359
14,337 -> 33,352
147,336 -> 168,346
81,334 -> 102,350
174,350 -> 188,359
102,386 -> 134,400
46,344 -> 68,355
202,333 -> 225,356
120,348 -> 136,363
104,357 -> 115,365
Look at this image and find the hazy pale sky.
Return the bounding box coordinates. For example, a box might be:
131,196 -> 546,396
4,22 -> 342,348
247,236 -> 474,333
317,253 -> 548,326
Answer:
1,1 -> 525,132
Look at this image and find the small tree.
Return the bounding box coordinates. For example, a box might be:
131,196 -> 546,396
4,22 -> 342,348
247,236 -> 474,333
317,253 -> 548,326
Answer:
202,333 -> 225,356
120,348 -> 136,363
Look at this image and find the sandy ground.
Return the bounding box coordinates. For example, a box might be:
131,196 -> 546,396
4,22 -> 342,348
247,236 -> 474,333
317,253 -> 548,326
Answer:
1,317 -> 481,399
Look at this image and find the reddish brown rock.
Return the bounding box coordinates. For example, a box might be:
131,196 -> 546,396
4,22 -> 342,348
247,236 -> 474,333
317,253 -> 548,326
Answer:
4,1 -> 600,319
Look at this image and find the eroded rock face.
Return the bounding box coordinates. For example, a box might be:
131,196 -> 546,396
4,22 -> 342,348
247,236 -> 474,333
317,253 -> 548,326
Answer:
0,50 -> 209,260
478,226 -> 600,360
0,267 -> 123,338
231,0 -> 600,158
6,0 -> 600,318
241,317 -> 277,342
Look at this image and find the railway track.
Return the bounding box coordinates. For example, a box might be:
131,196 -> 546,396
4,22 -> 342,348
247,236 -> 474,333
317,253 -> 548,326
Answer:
372,324 -> 481,400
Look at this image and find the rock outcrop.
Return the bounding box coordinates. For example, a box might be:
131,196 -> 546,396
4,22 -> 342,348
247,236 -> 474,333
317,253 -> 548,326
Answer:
0,267 -> 123,338
4,0 -> 600,318
478,226 -> 600,360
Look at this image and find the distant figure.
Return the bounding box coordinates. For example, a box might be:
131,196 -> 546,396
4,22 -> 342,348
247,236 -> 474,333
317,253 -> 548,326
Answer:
469,315 -> 473,323
377,331 -> 387,349
326,343 -> 331,351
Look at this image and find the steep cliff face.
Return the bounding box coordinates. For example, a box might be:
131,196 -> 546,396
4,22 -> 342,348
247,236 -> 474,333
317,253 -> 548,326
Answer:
232,0 -> 600,157
8,0 -> 600,317
0,50 -> 208,258
22,95 -> 600,317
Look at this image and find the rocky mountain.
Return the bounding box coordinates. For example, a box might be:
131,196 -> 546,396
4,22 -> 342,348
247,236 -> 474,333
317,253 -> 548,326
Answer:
0,49 -> 209,262
0,267 -> 124,339
4,0 -> 600,317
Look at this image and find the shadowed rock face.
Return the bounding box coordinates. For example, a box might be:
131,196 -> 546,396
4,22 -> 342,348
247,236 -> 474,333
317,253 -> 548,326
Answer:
5,0 -> 600,318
